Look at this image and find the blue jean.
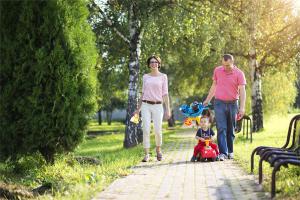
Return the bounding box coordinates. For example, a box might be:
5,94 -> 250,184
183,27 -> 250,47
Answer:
214,99 -> 238,156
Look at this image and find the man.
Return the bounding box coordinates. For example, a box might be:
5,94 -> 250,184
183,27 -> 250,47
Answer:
203,54 -> 246,161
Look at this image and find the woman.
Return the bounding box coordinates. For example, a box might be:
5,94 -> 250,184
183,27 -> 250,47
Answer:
134,55 -> 171,162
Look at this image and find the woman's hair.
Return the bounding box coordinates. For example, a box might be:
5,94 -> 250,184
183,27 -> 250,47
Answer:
147,55 -> 161,69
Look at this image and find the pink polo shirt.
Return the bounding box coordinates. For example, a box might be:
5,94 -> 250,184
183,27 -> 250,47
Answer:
142,73 -> 168,102
213,66 -> 246,101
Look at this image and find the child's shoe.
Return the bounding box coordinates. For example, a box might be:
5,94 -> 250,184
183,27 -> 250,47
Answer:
228,152 -> 234,159
190,155 -> 197,162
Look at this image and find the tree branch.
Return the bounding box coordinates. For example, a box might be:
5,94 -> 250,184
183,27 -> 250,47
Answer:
232,52 -> 249,59
262,22 -> 294,39
89,0 -> 130,44
260,2 -> 293,18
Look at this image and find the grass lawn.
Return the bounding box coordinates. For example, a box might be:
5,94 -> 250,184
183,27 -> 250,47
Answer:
234,113 -> 300,200
0,121 -> 182,200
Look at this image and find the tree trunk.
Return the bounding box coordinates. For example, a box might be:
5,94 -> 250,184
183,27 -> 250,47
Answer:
167,95 -> 175,127
124,4 -> 143,148
250,50 -> 264,132
106,110 -> 112,125
98,109 -> 102,125
294,79 -> 300,108
168,109 -> 175,127
39,146 -> 55,164
249,0 -> 263,132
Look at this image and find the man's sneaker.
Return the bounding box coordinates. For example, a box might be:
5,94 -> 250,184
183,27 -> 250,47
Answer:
190,155 -> 197,162
228,153 -> 234,159
219,154 -> 226,161
142,154 -> 150,162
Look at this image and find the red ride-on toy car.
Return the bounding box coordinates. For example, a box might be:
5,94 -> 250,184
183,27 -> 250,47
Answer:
198,137 -> 218,162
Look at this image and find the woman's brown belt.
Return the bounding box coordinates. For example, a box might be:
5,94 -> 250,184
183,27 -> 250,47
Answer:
142,100 -> 162,104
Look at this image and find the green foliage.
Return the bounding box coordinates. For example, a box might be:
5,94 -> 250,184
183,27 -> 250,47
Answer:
262,67 -> 297,115
89,0 -> 299,117
88,1 -> 128,112
97,63 -> 127,112
141,2 -> 228,99
0,0 -> 98,163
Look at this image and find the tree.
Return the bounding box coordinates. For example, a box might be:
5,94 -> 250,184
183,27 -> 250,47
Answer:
248,0 -> 299,130
103,96 -> 127,124
262,68 -> 297,115
98,58 -> 127,125
89,0 -> 177,148
247,0 -> 264,132
88,11 -> 129,125
0,0 -> 98,163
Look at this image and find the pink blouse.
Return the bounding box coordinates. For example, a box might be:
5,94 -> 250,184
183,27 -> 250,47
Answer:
142,73 -> 168,102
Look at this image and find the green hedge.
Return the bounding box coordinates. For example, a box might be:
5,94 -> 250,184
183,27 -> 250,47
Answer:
0,0 -> 98,163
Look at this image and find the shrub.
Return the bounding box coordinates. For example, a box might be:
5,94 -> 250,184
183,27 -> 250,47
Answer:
0,0 -> 98,163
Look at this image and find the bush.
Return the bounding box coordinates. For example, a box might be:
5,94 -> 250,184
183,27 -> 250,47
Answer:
0,0 -> 98,163
262,68 -> 297,115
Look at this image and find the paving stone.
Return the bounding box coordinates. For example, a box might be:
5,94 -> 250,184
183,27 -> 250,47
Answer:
93,130 -> 267,200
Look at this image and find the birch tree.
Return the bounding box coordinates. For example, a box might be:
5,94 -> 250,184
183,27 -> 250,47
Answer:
89,0 -> 176,148
248,0 -> 263,131
249,0 -> 299,131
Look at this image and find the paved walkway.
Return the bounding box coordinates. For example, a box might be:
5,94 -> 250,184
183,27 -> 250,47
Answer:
93,130 -> 267,200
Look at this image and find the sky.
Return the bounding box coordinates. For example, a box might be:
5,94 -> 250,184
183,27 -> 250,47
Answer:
292,0 -> 300,15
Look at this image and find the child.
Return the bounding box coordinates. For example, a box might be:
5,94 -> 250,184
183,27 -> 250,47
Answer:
190,116 -> 220,162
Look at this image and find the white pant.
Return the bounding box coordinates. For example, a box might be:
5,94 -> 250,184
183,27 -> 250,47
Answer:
141,102 -> 164,149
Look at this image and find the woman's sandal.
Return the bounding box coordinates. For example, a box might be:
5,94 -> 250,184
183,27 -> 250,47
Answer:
142,154 -> 150,162
156,152 -> 163,161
